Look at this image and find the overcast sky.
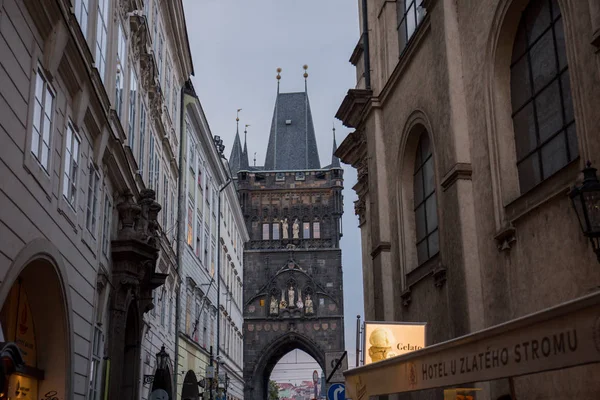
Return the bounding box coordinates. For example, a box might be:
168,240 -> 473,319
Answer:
181,0 -> 363,383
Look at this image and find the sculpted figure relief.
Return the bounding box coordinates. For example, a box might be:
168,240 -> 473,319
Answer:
305,294 -> 314,315
270,296 -> 279,315
288,285 -> 295,306
296,288 -> 304,309
282,218 -> 289,239
292,219 -> 300,239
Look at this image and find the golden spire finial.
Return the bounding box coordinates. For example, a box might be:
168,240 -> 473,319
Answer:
303,64 -> 308,79
276,67 -> 282,80
236,108 -> 242,122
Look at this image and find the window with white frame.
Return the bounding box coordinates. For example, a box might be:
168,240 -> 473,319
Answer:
31,67 -> 54,172
95,0 -> 110,81
74,0 -> 89,38
138,100 -> 146,171
115,23 -> 127,120
168,297 -> 173,333
187,204 -> 194,246
88,325 -> 104,400
172,85 -> 178,120
157,34 -> 164,83
170,189 -> 176,243
148,133 -> 155,188
160,290 -> 166,327
154,151 -> 160,193
204,229 -> 210,267
202,310 -> 208,347
86,164 -> 100,236
62,123 -> 80,209
128,69 -> 137,148
152,1 -> 159,53
188,135 -> 196,173
196,218 -> 202,257
101,193 -> 112,255
165,58 -> 172,114
151,289 -> 157,316
194,301 -> 201,342
162,172 -> 169,228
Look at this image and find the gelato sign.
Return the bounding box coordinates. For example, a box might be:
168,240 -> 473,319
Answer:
345,293 -> 600,399
363,322 -> 426,365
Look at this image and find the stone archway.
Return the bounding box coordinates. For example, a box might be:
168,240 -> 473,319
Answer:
0,239 -> 72,399
247,332 -> 326,400
181,370 -> 200,400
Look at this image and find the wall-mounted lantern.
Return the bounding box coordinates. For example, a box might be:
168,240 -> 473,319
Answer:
570,162 -> 600,263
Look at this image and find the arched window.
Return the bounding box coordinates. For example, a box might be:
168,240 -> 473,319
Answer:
510,0 -> 577,193
413,132 -> 438,265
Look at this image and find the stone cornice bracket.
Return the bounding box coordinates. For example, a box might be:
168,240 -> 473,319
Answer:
335,89 -> 373,129
432,262 -> 447,288
494,224 -> 517,252
441,163 -> 472,192
400,288 -> 412,307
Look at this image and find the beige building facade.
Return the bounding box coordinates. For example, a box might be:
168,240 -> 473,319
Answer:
0,0 -> 192,399
336,0 -> 600,398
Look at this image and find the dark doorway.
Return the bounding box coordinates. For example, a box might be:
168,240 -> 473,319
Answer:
122,302 -> 140,399
181,369 -> 200,400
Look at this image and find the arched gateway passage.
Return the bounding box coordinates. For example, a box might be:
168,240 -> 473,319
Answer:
0,239 -> 72,399
250,332 -> 325,400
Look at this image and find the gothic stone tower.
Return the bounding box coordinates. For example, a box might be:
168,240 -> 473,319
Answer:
232,83 -> 345,400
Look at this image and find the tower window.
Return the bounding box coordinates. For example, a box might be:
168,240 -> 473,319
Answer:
303,222 -> 311,239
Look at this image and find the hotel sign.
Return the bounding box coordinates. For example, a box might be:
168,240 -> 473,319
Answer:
345,292 -> 600,399
363,322 -> 426,365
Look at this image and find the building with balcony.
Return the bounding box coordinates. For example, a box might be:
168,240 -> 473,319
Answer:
336,0 -> 600,398
0,0 -> 192,399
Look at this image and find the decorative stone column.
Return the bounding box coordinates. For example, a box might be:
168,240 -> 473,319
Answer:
107,189 -> 168,400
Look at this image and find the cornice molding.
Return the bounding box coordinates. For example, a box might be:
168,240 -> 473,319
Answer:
441,162 -> 473,191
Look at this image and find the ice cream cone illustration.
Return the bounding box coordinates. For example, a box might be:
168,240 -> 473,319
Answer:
368,327 -> 394,362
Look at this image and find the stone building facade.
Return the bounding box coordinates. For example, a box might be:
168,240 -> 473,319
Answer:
336,0 -> 600,398
176,82 -> 248,400
0,0 -> 192,399
236,84 -> 346,400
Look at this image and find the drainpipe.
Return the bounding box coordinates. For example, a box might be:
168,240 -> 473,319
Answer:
173,81 -> 187,394
361,0 -> 372,90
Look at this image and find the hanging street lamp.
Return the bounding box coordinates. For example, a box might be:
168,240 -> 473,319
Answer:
569,162 -> 600,263
156,345 -> 170,370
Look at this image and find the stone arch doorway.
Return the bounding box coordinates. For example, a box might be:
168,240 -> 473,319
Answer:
248,332 -> 325,400
0,240 -> 72,399
181,369 -> 200,400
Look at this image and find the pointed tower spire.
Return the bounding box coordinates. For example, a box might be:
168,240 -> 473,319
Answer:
241,124 -> 250,169
228,109 -> 244,175
331,122 -> 340,168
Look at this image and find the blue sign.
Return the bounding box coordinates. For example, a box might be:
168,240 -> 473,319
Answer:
328,383 -> 345,400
